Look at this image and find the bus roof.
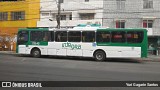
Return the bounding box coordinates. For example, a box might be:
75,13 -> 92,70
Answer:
68,24 -> 101,31
18,27 -> 147,32
68,27 -> 100,31
97,28 -> 147,31
18,28 -> 49,31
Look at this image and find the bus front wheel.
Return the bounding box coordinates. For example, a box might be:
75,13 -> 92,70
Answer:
94,51 -> 106,61
31,49 -> 41,58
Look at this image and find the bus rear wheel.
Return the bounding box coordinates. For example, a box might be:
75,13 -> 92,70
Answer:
94,51 -> 106,61
31,49 -> 41,58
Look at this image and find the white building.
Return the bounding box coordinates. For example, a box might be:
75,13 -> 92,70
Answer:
37,0 -> 103,28
103,0 -> 160,53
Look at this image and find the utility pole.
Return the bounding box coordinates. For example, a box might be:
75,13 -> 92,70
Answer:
57,0 -> 61,29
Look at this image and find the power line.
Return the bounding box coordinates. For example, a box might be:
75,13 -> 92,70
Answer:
2,16 -> 160,22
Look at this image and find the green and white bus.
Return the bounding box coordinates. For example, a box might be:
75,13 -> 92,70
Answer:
16,24 -> 148,61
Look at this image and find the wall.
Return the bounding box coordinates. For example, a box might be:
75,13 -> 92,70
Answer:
103,0 -> 160,36
0,0 -> 40,51
38,0 -> 103,27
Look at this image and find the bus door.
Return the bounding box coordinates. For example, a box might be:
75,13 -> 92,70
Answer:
55,31 -> 67,56
17,31 -> 29,54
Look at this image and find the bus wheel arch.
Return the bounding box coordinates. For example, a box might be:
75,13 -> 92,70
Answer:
93,49 -> 106,61
31,47 -> 41,58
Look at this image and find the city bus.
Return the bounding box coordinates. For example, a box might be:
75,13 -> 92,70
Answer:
16,24 -> 148,61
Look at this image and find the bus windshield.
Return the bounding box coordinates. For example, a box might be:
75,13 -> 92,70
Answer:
17,31 -> 29,45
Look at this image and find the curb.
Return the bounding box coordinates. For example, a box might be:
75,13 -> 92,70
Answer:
0,51 -> 17,55
141,58 -> 160,62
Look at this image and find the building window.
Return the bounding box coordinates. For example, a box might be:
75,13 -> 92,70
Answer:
56,15 -> 66,20
85,0 -> 89,2
116,0 -> 126,10
116,20 -> 125,28
42,13 -> 49,16
69,15 -> 72,20
60,15 -> 66,20
80,13 -> 94,20
59,0 -> 63,3
143,0 -> 153,9
11,11 -> 25,20
143,20 -> 153,28
0,12 -> 8,21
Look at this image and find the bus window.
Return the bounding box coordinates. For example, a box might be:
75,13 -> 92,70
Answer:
30,31 -> 43,41
51,31 -> 54,41
43,31 -> 52,42
55,31 -> 67,42
96,31 -> 111,43
82,31 -> 95,42
17,31 -> 28,44
111,31 -> 126,43
68,31 -> 81,42
127,31 -> 144,43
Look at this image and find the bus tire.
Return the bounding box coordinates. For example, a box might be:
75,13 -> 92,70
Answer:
31,48 -> 41,58
94,50 -> 106,61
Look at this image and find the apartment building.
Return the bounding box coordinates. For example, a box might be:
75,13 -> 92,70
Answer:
37,0 -> 103,28
103,0 -> 160,51
0,0 -> 40,51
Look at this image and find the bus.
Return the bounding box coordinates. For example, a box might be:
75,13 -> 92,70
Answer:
16,24 -> 148,61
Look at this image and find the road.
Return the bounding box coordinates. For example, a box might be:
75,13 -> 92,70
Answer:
0,54 -> 160,90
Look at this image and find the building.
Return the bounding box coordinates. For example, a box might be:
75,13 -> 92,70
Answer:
0,0 -> 40,51
103,0 -> 160,54
37,0 -> 103,28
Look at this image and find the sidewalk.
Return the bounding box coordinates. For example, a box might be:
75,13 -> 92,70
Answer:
145,54 -> 160,62
0,51 -> 16,55
0,51 -> 159,62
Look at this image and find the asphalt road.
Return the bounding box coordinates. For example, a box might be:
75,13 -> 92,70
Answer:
0,54 -> 160,90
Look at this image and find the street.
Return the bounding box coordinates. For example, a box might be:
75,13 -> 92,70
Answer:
0,54 -> 160,81
0,54 -> 160,90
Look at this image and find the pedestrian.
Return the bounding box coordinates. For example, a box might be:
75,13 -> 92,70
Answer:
2,44 -> 5,51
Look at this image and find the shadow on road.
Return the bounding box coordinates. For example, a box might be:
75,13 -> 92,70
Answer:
107,58 -> 142,63
14,54 -> 142,64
